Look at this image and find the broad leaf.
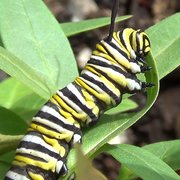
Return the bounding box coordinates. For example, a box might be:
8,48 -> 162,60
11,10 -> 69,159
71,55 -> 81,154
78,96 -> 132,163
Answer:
0,77 -> 45,120
105,144 -> 180,180
0,151 -> 15,180
147,13 -> 180,79
144,140 -> 180,171
0,107 -> 27,135
0,0 -> 78,99
61,16 -> 132,37
0,134 -> 23,155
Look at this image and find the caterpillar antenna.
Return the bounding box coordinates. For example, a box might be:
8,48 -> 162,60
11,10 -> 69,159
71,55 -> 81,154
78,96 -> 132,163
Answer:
107,0 -> 119,42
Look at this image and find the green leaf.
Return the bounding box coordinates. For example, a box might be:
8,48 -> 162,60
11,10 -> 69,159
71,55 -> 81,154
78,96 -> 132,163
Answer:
61,16 -> 132,37
0,77 -> 45,120
0,46 -> 50,99
63,52 -> 159,179
119,140 -> 180,179
104,144 -> 180,180
0,107 -> 27,135
144,140 -> 180,171
105,98 -> 137,115
0,151 -> 15,179
147,13 -> 180,79
0,0 -> 78,99
0,134 -> 23,155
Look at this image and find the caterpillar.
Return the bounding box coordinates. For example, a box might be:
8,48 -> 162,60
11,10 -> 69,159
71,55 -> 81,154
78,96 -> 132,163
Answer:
4,0 -> 153,180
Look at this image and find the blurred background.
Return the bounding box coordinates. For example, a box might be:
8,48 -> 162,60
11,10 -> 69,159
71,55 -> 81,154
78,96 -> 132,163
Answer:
1,0 -> 180,179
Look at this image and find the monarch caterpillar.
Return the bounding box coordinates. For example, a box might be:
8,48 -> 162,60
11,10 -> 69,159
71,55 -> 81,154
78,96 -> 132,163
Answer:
5,0 -> 153,179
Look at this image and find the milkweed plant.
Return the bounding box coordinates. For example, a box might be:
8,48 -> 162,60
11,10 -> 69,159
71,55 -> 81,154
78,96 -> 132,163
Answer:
0,0 -> 179,179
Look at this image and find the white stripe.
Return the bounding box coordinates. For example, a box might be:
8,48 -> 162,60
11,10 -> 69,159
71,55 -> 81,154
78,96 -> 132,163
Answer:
102,41 -> 129,63
32,117 -> 73,135
22,135 -> 58,154
16,148 -> 57,163
41,105 -> 73,126
56,91 -> 85,113
111,38 -> 128,55
56,160 -> 64,174
82,70 -> 119,96
78,76 -> 104,93
86,64 -> 127,87
73,134 -> 82,144
67,83 -> 95,111
91,55 -> 112,65
67,83 -> 85,106
122,30 -> 136,59
90,54 -> 126,71
126,78 -> 136,91
112,38 -> 121,49
5,171 -> 30,180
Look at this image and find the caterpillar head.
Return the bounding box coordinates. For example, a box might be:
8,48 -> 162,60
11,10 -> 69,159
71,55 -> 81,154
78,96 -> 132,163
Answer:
131,29 -> 151,63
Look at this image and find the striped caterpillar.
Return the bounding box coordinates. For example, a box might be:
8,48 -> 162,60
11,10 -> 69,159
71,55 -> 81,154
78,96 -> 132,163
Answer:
5,1 -> 152,180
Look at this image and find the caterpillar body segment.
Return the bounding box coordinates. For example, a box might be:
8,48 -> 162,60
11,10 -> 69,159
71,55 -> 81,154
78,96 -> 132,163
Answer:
5,28 -> 152,180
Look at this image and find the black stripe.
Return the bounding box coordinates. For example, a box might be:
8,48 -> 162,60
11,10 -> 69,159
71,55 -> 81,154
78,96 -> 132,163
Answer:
89,58 -> 127,76
15,152 -> 47,162
76,77 -> 107,111
129,32 -> 133,51
27,165 -> 57,180
61,86 -> 98,122
26,131 -> 70,157
4,177 -> 13,180
30,120 -> 69,136
47,98 -> 84,128
98,42 -> 119,65
6,165 -> 29,178
119,30 -> 127,50
4,177 -> 14,180
103,40 -> 130,61
17,141 -> 60,159
80,73 -> 120,105
88,58 -> 137,85
136,32 -> 140,54
86,63 -> 124,93
35,106 -> 80,133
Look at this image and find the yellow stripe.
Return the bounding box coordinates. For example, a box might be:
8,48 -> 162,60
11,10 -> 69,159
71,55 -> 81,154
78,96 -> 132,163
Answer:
132,31 -> 137,52
50,96 -> 80,127
12,160 -> 26,167
99,75 -> 120,97
59,109 -> 80,128
29,123 -> 72,142
139,32 -> 143,51
81,89 -> 99,116
28,172 -> 44,180
50,97 -> 60,107
101,41 -> 130,69
96,43 -> 107,53
14,155 -> 56,172
52,94 -> 87,121
92,50 -> 118,64
85,65 -> 120,97
75,78 -> 112,105
85,65 -> 100,76
43,135 -> 66,156
88,64 -> 127,87
113,32 -> 130,57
